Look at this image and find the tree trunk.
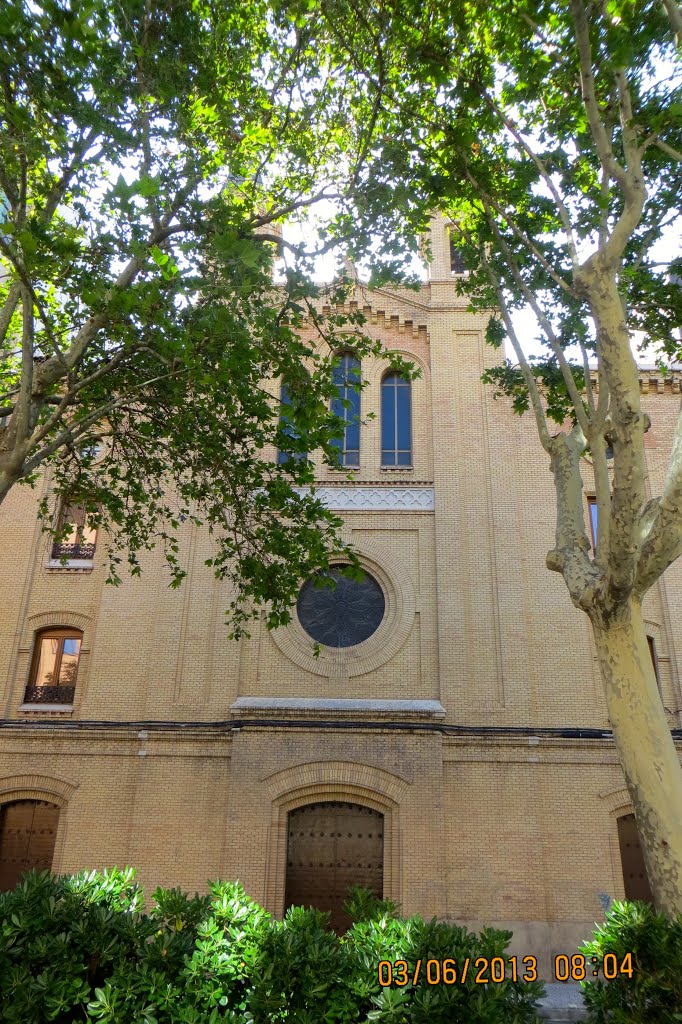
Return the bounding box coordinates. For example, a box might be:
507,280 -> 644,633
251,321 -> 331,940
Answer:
592,598 -> 682,915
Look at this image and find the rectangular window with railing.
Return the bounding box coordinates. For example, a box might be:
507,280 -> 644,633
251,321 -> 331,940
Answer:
50,503 -> 97,563
23,628 -> 82,706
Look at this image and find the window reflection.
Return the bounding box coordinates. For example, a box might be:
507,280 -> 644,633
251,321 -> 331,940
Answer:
52,503 -> 96,561
25,629 -> 82,704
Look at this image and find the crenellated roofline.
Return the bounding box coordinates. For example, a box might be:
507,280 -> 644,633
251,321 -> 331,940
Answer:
590,368 -> 682,395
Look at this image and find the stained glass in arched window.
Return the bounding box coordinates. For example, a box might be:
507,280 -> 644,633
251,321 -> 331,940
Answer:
277,380 -> 306,465
331,353 -> 360,467
449,235 -> 467,275
381,372 -> 412,466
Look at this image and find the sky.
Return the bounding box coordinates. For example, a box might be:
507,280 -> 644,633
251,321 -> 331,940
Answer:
280,208 -> 681,370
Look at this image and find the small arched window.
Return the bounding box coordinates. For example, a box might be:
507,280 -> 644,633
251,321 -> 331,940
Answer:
25,627 -> 83,706
277,379 -> 307,465
381,372 -> 412,466
331,353 -> 361,467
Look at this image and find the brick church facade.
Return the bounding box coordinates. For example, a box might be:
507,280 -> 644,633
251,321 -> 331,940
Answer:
1,215 -> 681,975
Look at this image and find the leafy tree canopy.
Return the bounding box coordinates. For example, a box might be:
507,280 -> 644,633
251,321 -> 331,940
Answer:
0,0 -> 415,634
310,0 -> 682,913
316,0 -> 681,383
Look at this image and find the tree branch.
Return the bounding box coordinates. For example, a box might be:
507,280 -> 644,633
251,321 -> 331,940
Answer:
482,200 -> 592,437
23,368 -> 190,476
0,281 -> 21,344
546,424 -> 602,610
484,94 -> 579,267
478,243 -> 552,451
660,0 -> 682,46
466,169 -> 577,297
570,0 -> 628,188
650,137 -> 682,162
578,277 -> 647,607
16,285 -> 34,448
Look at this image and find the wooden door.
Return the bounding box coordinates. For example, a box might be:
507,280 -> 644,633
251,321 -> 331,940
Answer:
285,801 -> 384,932
617,813 -> 653,903
0,800 -> 60,892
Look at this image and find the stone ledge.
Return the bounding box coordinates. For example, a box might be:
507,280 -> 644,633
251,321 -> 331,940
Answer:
230,697 -> 446,719
46,559 -> 95,571
17,703 -> 74,714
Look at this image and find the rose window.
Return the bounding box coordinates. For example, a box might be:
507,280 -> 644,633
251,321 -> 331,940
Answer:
296,566 -> 385,648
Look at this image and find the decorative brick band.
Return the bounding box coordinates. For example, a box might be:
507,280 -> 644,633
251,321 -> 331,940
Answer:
261,758 -> 413,797
295,486 -> 435,511
590,368 -> 682,394
24,610 -> 93,647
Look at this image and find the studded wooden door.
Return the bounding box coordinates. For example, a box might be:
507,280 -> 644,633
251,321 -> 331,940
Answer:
285,802 -> 384,932
617,813 -> 653,903
0,800 -> 60,892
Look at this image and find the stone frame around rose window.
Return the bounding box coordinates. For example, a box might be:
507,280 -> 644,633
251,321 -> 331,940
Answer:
270,549 -> 416,679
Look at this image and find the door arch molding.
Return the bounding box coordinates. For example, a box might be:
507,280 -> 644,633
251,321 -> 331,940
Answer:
263,771 -> 405,917
0,774 -> 77,875
0,773 -> 77,807
0,799 -> 60,891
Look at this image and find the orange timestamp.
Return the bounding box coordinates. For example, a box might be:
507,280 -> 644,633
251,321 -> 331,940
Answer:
378,956 -> 539,986
554,952 -> 634,980
378,953 -> 635,986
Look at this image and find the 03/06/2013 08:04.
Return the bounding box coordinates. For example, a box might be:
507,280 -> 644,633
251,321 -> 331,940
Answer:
377,953 -> 634,986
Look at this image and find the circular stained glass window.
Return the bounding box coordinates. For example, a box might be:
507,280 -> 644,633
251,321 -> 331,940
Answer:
297,566 -> 385,648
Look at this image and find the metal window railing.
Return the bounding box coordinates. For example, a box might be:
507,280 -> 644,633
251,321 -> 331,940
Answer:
23,685 -> 76,705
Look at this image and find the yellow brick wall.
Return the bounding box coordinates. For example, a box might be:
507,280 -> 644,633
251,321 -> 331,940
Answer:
1,254 -> 681,978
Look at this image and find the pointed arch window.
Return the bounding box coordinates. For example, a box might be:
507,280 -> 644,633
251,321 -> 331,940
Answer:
449,235 -> 467,275
331,353 -> 360,467
277,379 -> 307,465
381,372 -> 412,466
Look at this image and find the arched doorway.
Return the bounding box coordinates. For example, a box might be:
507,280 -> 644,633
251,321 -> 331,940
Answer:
617,813 -> 653,903
285,801 -> 384,931
0,800 -> 60,891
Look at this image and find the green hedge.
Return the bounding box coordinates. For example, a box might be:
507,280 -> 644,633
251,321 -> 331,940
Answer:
0,869 -> 544,1023
580,900 -> 682,1023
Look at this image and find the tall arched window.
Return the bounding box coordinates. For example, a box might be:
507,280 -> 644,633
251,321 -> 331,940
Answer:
331,353 -> 360,467
449,233 -> 467,275
381,372 -> 412,466
24,627 -> 83,705
277,379 -> 306,465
